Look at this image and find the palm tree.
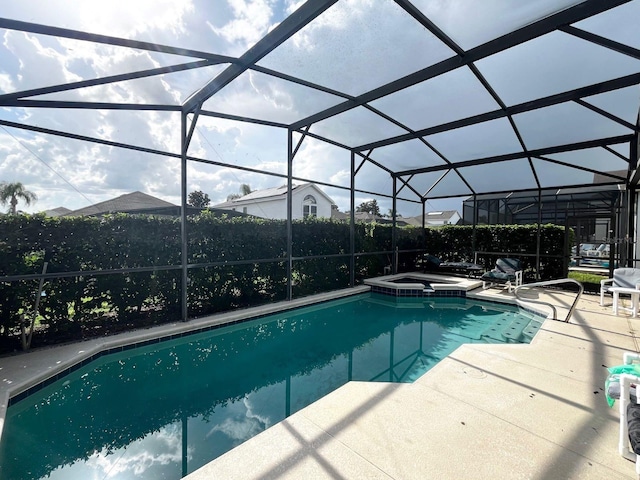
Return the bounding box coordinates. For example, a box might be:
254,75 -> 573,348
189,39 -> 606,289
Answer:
226,183 -> 252,202
0,182 -> 37,214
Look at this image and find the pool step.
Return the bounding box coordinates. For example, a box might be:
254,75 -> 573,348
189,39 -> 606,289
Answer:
501,317 -> 531,341
480,316 -> 512,341
521,320 -> 543,341
482,316 -> 533,343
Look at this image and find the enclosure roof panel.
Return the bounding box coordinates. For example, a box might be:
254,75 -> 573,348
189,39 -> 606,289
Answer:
201,69 -> 345,124
411,0 -> 587,50
475,30 -> 640,107
256,0 -> 456,97
369,67 -> 501,132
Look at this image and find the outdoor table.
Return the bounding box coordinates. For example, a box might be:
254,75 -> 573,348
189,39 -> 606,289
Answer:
609,286 -> 640,317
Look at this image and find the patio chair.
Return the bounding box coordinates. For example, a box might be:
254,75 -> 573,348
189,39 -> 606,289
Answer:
422,255 -> 484,277
480,258 -> 523,292
600,268 -> 640,308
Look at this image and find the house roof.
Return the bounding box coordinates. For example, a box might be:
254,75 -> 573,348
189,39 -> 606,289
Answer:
65,191 -> 176,217
426,210 -> 460,221
214,183 -> 336,208
43,207 -> 72,217
403,210 -> 460,226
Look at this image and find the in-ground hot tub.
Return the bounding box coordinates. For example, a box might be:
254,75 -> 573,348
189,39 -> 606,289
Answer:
364,272 -> 483,297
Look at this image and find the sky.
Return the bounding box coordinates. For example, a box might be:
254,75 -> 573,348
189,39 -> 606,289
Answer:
0,0 -> 637,218
0,0 -> 477,218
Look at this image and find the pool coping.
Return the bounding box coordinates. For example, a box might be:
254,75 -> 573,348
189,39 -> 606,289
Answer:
364,272 -> 482,297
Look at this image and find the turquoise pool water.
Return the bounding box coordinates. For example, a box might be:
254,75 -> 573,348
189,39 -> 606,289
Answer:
0,293 -> 543,480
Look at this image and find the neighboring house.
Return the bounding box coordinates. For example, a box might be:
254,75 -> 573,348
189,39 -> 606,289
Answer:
213,183 -> 335,220
331,210 -> 409,226
43,207 -> 72,217
46,191 -> 247,218
64,191 -> 178,217
404,210 -> 461,226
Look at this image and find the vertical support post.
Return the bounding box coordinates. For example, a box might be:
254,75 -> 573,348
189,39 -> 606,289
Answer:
392,176 -> 397,274
611,199 -> 618,273
536,190 -> 542,280
350,151 -> 356,287
563,215 -> 570,278
629,186 -> 637,267
421,199 -> 426,260
180,112 -> 189,322
471,194 -> 477,261
287,129 -> 293,300
631,135 -> 639,266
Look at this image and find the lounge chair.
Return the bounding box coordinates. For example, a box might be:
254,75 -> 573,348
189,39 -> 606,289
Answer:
480,258 -> 523,292
422,255 -> 484,277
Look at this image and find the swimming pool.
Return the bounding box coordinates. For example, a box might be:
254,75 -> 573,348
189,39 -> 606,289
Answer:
0,292 -> 544,480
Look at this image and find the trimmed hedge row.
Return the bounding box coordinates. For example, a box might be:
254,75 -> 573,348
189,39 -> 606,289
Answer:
0,214 -> 568,352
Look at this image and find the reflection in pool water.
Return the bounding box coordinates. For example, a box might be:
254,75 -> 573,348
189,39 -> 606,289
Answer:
0,293 -> 542,480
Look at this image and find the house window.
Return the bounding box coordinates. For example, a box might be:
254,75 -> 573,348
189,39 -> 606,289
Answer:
303,195 -> 317,218
243,207 -> 247,214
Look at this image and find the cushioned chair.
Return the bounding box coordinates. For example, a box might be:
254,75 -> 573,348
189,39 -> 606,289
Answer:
600,268 -> 640,307
481,258 -> 523,292
422,255 -> 484,277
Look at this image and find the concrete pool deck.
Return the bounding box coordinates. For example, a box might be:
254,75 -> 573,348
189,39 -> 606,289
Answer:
186,287 -> 640,480
1,283 -> 638,479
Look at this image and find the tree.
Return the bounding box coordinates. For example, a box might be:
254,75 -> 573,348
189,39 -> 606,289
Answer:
240,183 -> 252,196
226,184 -> 252,202
188,190 -> 210,208
355,199 -> 380,216
0,182 -> 37,214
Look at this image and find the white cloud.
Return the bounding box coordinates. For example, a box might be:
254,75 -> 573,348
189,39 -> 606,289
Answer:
209,0 -> 276,52
0,73 -> 14,93
5,32 -> 82,91
284,0 -> 306,15
2,0 -> 193,39
86,423 -> 186,478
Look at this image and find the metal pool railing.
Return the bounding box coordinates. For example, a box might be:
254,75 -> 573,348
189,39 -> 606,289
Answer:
513,278 -> 584,322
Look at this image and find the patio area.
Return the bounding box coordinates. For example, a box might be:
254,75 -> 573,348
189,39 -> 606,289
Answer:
184,288 -> 640,479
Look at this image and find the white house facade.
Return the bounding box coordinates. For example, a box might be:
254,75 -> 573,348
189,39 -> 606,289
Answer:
424,210 -> 461,225
213,183 -> 335,220
403,210 -> 461,226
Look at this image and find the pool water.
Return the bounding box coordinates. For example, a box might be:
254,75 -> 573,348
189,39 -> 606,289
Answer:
0,293 -> 543,480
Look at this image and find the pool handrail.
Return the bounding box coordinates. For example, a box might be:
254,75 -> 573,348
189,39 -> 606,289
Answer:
513,278 -> 583,322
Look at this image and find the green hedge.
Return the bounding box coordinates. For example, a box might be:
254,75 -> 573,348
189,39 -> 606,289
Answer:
429,224 -> 571,279
0,214 -> 568,352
